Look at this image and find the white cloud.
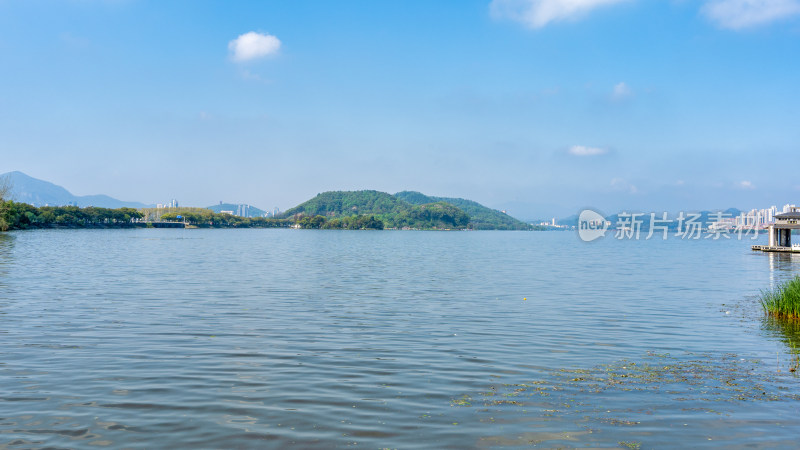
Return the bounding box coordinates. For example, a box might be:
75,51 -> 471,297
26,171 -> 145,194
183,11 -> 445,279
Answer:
568,145 -> 608,156
228,31 -> 281,62
490,0 -> 630,28
612,82 -> 632,100
702,0 -> 800,29
490,0 -> 799,30
738,180 -> 755,189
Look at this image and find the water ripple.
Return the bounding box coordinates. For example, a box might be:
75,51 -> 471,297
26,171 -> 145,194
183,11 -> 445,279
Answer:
0,229 -> 798,447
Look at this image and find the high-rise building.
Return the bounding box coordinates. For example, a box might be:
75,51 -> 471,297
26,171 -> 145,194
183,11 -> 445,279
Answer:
236,204 -> 251,218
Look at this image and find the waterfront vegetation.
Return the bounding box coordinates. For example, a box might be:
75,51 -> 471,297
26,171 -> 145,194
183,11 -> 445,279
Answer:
0,198 -> 502,232
297,214 -> 384,230
760,276 -> 800,320
158,209 -> 290,228
0,197 -> 291,231
0,201 -> 144,231
0,199 -> 491,232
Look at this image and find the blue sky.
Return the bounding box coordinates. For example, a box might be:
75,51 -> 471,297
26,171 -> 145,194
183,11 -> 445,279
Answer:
1,0 -> 798,218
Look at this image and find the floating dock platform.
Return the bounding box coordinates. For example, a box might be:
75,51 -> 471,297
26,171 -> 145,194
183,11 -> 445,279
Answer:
150,222 -> 185,228
752,245 -> 800,253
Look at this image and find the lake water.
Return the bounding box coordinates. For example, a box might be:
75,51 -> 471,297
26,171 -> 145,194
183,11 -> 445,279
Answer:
1,229 -> 800,448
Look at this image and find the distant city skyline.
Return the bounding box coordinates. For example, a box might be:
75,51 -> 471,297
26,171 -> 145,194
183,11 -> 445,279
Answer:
1,1 -> 798,218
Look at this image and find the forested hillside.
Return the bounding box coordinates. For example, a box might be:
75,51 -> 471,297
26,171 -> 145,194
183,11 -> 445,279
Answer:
283,190 -> 530,230
394,191 -> 530,230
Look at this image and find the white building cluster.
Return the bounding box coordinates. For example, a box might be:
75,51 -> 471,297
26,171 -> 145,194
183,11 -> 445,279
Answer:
535,217 -> 572,229
735,204 -> 797,229
156,199 -> 179,209
220,204 -> 281,218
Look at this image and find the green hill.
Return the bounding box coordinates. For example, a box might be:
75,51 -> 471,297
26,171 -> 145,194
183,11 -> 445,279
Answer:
283,190 -> 408,218
282,190 -> 530,230
394,191 -> 530,230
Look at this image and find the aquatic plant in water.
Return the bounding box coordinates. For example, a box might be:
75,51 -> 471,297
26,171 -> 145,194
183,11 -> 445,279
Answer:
760,276 -> 800,320
457,351 -> 799,448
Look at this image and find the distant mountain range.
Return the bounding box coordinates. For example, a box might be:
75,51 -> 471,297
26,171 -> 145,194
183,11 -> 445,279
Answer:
1,171 -> 151,209
1,171 -> 275,214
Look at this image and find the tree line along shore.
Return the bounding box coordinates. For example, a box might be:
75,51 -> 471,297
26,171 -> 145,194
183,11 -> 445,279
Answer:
0,201 -> 520,231
0,189 -> 540,232
0,202 -> 294,231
